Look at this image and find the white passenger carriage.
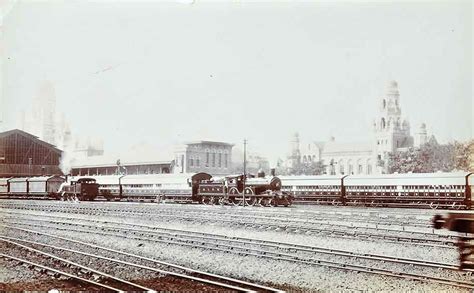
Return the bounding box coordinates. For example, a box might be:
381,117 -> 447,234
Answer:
80,173 -> 212,202
280,172 -> 473,209
344,172 -> 473,209
279,175 -> 346,205
120,173 -> 196,202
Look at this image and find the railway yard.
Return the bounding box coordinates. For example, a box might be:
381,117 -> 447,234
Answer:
0,200 -> 473,292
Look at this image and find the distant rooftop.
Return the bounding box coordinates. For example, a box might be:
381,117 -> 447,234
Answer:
184,140 -> 235,147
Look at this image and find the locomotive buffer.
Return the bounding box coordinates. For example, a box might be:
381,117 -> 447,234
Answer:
433,213 -> 474,270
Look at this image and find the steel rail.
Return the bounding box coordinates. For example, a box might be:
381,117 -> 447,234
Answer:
0,202 -> 435,231
2,213 -> 461,272
0,252 -> 124,292
0,236 -> 257,293
2,223 -> 473,290
0,239 -> 154,292
0,225 -> 282,293
0,207 -> 457,247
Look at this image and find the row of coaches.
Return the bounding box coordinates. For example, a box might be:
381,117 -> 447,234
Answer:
280,172 -> 473,209
0,176 -> 66,199
1,172 -> 472,209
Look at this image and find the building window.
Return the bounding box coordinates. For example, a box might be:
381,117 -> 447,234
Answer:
189,158 -> 194,167
218,153 -> 222,167
196,158 -> 200,166
358,164 -> 363,174
339,164 -> 344,174
224,154 -> 228,168
206,152 -> 209,166
367,164 -> 372,175
212,153 -> 216,167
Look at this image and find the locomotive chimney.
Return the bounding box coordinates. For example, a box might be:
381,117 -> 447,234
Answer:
270,168 -> 276,177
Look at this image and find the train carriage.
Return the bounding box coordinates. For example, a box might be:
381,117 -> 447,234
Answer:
8,177 -> 29,196
120,173 -> 202,202
344,172 -> 472,209
28,176 -> 65,198
0,177 -> 10,197
83,173 -> 212,202
279,175 -> 346,205
7,176 -> 65,198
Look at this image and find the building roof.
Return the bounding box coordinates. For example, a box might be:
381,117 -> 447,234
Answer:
71,144 -> 172,168
0,129 -> 62,153
184,140 -> 235,147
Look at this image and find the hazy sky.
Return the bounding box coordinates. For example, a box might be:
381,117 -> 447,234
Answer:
2,0 -> 472,161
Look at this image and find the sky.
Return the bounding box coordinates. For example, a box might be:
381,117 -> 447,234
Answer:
1,0 -> 472,163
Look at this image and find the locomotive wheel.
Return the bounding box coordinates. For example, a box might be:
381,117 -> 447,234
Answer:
218,197 -> 227,206
254,197 -> 263,207
230,197 -> 240,206
270,198 -> 278,207
261,198 -> 271,207
248,197 -> 257,206
429,202 -> 439,209
201,197 -> 209,205
331,200 -> 340,206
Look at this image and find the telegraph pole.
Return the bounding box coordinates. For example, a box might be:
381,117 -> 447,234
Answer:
242,139 -> 247,207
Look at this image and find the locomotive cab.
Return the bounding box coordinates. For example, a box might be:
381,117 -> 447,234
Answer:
61,177 -> 99,201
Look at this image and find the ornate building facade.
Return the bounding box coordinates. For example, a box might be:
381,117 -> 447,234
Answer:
288,81 -> 432,175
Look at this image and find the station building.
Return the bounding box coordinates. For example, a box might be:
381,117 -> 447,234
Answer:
0,129 -> 63,177
173,141 -> 234,175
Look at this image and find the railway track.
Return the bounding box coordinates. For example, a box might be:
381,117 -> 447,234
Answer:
0,226 -> 282,292
0,201 -> 442,231
2,220 -> 474,290
0,201 -> 443,229
0,205 -> 458,247
0,238 -> 154,292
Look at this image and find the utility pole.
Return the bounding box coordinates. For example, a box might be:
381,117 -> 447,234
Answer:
242,139 -> 247,207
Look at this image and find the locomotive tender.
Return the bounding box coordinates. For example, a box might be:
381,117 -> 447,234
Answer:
280,172 -> 473,209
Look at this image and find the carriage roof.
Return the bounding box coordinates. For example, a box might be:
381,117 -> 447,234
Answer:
344,172 -> 471,186
120,173 -> 196,185
8,176 -> 64,183
0,177 -> 11,184
279,175 -> 346,186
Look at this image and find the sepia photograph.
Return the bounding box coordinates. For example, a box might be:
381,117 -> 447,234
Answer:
0,0 -> 473,292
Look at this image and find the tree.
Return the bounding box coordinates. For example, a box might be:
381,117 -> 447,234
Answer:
288,160 -> 326,175
387,138 -> 473,173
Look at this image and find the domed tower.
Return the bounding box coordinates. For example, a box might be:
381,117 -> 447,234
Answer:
414,123 -> 428,147
374,81 -> 414,167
